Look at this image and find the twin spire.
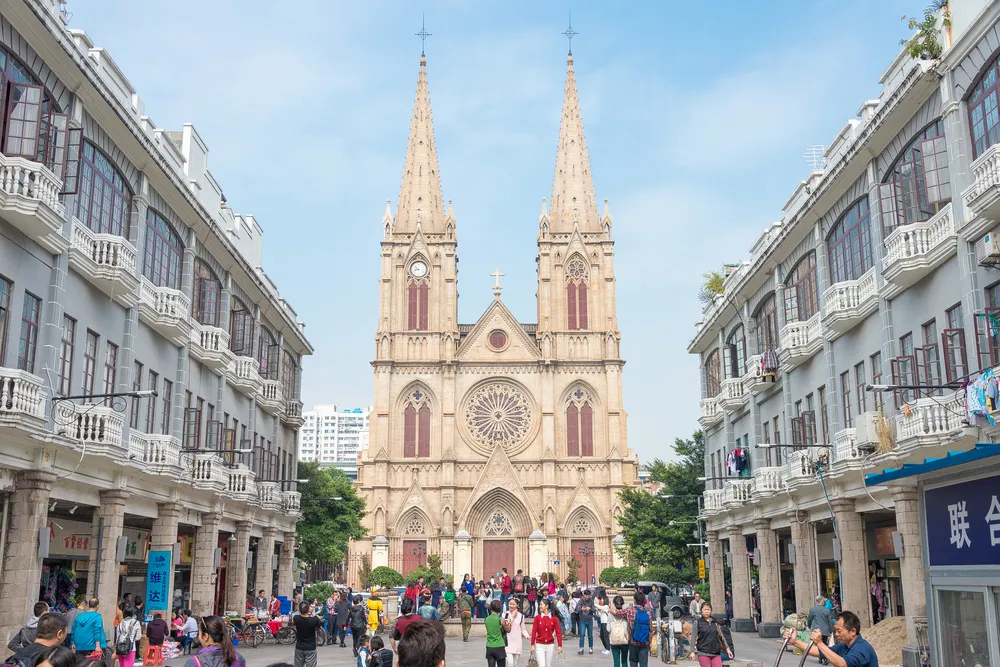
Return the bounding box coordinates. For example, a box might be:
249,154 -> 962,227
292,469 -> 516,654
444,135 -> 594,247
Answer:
393,47 -> 600,235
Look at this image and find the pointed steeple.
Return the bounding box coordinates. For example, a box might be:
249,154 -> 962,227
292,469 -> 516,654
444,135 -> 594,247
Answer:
550,53 -> 599,232
396,55 -> 446,234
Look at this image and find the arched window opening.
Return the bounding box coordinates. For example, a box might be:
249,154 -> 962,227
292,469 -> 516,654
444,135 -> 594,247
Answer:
403,388 -> 431,458
879,119 -> 949,238
257,326 -> 279,380
407,280 -> 429,330
229,296 -> 255,357
75,142 -> 132,236
968,56 -> 1000,158
282,352 -> 298,399
566,257 -> 588,330
142,209 -> 183,289
725,325 -> 746,378
705,349 -> 722,397
784,252 -> 819,324
827,198 -> 873,284
754,295 -> 779,353
566,386 -> 594,457
192,259 -> 221,327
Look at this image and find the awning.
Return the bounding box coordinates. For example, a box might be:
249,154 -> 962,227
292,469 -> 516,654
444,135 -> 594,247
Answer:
864,443 -> 1000,486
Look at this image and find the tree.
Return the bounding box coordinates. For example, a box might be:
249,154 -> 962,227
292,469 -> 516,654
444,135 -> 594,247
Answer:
304,582 -> 334,603
296,462 -> 366,567
369,566 -> 404,589
567,557 -> 581,583
617,431 -> 705,575
357,554 -> 372,590
698,271 -> 725,304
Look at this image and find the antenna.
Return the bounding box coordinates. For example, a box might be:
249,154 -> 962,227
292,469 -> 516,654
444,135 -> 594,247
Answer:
802,145 -> 827,171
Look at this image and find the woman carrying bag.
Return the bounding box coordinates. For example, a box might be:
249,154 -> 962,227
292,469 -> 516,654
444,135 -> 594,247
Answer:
502,598 -> 530,667
607,596 -> 631,667
687,603 -> 733,667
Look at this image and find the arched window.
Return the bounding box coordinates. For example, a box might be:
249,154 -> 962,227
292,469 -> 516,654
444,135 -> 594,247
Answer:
192,259 -> 221,327
705,349 -> 722,397
754,295 -> 779,353
407,280 -> 429,330
725,325 -> 746,378
229,296 -> 255,357
257,326 -> 279,380
784,252 -> 819,323
403,388 -> 430,458
566,386 -> 594,457
880,119 -> 949,238
142,209 -> 183,289
282,351 -> 298,399
969,56 -> 1000,158
566,257 -> 588,330
75,142 -> 132,237
827,198 -> 873,284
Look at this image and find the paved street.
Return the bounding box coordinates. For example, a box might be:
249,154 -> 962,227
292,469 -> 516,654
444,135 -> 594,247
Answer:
161,632 -> 791,667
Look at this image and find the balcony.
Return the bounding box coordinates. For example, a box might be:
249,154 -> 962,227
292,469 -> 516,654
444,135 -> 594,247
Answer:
189,453 -> 228,493
138,277 -> 192,346
744,353 -> 780,394
703,489 -> 725,515
881,205 -> 957,297
963,143 -> 1000,234
718,377 -> 748,413
257,481 -> 281,511
785,451 -> 818,488
895,394 -> 965,455
61,404 -> 124,457
0,154 -> 68,253
722,480 -> 754,509
226,465 -> 257,502
779,314 -> 823,369
281,490 -> 301,513
127,432 -> 181,473
258,379 -> 284,416
189,322 -> 234,373
67,219 -> 139,307
0,367 -> 46,429
228,357 -> 263,397
831,427 -> 865,473
752,466 -> 786,499
698,396 -> 722,428
822,268 -> 878,339
282,399 -> 305,428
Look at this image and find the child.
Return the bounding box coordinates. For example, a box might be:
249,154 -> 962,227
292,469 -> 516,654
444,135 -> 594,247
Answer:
369,635 -> 393,667
356,634 -> 371,667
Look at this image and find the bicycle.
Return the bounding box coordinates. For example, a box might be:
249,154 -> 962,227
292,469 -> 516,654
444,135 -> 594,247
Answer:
225,618 -> 264,648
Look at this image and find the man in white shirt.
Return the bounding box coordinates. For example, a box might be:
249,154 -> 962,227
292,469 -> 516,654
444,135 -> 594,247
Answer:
689,593 -> 705,617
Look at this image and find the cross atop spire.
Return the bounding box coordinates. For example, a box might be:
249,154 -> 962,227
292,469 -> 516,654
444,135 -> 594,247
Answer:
491,267 -> 505,298
562,13 -> 578,56
416,14 -> 431,57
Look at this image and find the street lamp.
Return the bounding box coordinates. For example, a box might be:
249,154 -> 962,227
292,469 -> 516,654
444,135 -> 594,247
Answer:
661,495 -> 706,584
578,543 -> 595,587
412,542 -> 427,567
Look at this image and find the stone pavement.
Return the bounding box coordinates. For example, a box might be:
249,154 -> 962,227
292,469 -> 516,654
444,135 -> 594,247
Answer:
160,631 -> 793,667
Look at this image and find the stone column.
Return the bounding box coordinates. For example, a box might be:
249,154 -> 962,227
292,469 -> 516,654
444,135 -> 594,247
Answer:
727,527 -> 753,631
707,531 -> 725,609
190,511 -> 222,616
754,518 -> 782,634
831,500 -> 871,628
612,534 -> 625,568
453,532 -> 472,579
225,521 -> 252,615
277,532 -> 296,598
892,489 -> 926,648
789,511 -> 819,615
528,530 -> 548,580
149,502 -> 182,614
255,528 -> 278,596
89,490 -> 129,636
0,471 -> 56,646
372,535 -> 389,568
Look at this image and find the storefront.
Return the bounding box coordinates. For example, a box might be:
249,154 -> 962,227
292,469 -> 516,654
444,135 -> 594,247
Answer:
117,527 -> 151,602
42,517 -> 93,611
816,528 -> 841,608
865,518 -> 904,622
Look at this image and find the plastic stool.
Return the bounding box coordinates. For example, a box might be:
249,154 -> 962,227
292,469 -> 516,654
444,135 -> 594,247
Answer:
144,645 -> 165,667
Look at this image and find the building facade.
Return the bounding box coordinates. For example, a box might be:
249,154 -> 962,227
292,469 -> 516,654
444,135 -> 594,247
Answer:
352,50 -> 638,584
689,1 -> 1000,664
0,0 -> 311,644
298,405 -> 372,479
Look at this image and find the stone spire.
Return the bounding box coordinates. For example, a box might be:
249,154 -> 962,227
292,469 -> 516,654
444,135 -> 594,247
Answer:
550,53 -> 599,232
395,55 -> 446,233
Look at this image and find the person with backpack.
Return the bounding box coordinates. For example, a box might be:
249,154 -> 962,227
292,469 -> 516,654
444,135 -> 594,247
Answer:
608,596 -> 631,667
7,602 -> 48,651
512,570 -> 525,611
181,616 -> 246,667
349,595 -> 368,656
4,611 -> 67,667
525,579 -> 537,618
611,591 -> 654,667
688,603 -> 733,667
114,606 -> 142,667
369,635 -> 393,667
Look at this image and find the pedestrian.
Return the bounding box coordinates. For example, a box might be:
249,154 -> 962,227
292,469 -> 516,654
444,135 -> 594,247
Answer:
577,589 -> 595,655
443,582 -> 456,619
254,590 -> 270,620
546,575 -> 556,599
356,635 -> 371,667
182,616 -> 246,667
477,584 -> 491,619
499,568 -> 512,609
512,569 -> 526,610
689,593 -> 706,618
484,600 -> 506,667
146,613 -> 169,647
369,636 -> 393,667
31,645 -> 77,667
335,592 -> 351,648
594,593 -> 612,656
3,611 -> 68,667
176,609 -> 198,654
349,595 -> 368,656
724,591 -> 733,620
608,596 -> 631,667
325,592 -> 338,633
611,591 -> 653,667
293,588 -> 304,606
647,587 -> 660,619
554,595 -> 570,637
784,611 -> 878,667
457,588 -> 475,643
367,591 -> 386,636
71,598 -> 106,658
502,597 -> 529,667
7,601 -> 48,650
291,600 -> 324,667
396,619 -> 446,667
688,603 -> 733,667
430,578 -> 443,610
392,598 -> 419,652
808,596 -> 836,665
569,590 -> 581,637
528,598 -> 563,667
270,594 -> 281,619
526,579 -> 537,618
114,606 -> 142,667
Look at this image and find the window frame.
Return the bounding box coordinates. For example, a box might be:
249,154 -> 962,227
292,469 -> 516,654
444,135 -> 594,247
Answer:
192,259 -> 221,327
0,275 -> 10,367
967,52 -> 1000,158
142,208 -> 184,290
130,361 -> 143,429
102,341 -> 118,400
826,197 -> 874,284
146,371 -> 158,434
74,140 -> 132,237
754,294 -> 779,353
16,291 -> 41,373
784,252 -> 819,323
840,370 -> 853,428
57,314 -> 76,396
82,330 -> 98,395
855,362 -> 867,416
879,119 -> 949,237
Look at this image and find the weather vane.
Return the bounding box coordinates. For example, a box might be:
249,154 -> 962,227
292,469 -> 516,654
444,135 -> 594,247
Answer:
416,14 -> 431,57
562,13 -> 578,55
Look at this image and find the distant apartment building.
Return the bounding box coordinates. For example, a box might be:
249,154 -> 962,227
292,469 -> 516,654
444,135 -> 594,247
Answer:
298,405 -> 372,478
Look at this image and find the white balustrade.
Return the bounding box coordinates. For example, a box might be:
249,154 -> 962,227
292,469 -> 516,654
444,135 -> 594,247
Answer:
895,395 -> 965,452
140,277 -> 190,320
882,206 -> 956,293
964,143 -> 1000,217
752,466 -> 786,496
719,377 -> 748,411
189,322 -> 233,371
699,396 -> 722,427
228,466 -> 256,500
0,154 -> 66,247
72,221 -> 137,275
257,481 -> 281,510
703,489 -> 725,514
67,404 -> 124,451
283,399 -> 304,425
832,428 -> 863,466
0,367 -> 46,420
258,379 -> 284,415
229,356 -> 263,397
723,480 -> 754,506
779,314 -> 823,367
128,432 -> 181,469
282,491 -> 301,513
822,269 -> 878,336
191,453 -> 227,491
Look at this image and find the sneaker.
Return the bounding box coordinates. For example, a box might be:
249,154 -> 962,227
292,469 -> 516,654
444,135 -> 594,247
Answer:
589,649 -> 594,654
578,650 -> 584,655
602,650 -> 610,655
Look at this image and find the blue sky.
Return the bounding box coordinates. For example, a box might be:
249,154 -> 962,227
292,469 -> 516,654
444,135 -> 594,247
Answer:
69,0 -> 921,463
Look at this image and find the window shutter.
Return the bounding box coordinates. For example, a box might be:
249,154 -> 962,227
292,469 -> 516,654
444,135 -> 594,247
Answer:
205,421 -> 221,449
418,282 -> 429,330
567,282 -> 577,330
418,404 -> 430,457
878,182 -> 902,240
407,283 -> 417,330
61,126 -> 84,195
577,282 -> 588,330
403,405 -> 416,458
890,357 -> 902,408
581,403 -> 594,457
942,328 -> 968,383
3,82 -> 44,158
722,345 -> 733,380
791,417 -> 803,446
920,137 -> 951,206
914,347 -> 928,399
567,404 -> 579,456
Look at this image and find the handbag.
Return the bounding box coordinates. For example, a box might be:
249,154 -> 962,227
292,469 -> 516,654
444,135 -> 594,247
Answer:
528,651 -> 539,667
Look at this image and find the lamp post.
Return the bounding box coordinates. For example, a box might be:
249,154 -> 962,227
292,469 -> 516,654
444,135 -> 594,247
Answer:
412,542 -> 427,567
661,494 -> 705,584
577,543 -> 595,588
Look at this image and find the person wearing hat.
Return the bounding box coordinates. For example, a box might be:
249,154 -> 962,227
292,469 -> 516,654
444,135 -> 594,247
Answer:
807,595 -> 836,664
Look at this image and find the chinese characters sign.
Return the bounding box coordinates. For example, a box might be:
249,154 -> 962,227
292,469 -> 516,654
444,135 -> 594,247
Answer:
48,520 -> 149,560
925,474 -> 1000,566
146,550 -> 171,612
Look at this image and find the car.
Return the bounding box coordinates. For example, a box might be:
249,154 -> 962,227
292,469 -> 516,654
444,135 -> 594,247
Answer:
635,581 -> 685,620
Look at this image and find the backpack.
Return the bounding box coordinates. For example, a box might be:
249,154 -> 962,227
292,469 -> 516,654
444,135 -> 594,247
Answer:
115,619 -> 136,656
609,617 -> 629,645
350,605 -> 367,628
514,575 -> 524,593
631,608 -> 650,645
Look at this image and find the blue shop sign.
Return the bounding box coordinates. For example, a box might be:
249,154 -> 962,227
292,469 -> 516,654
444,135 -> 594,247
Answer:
925,474 -> 1000,566
146,550 -> 172,610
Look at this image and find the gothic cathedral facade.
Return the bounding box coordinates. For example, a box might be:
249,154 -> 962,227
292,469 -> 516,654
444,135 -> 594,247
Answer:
353,52 -> 638,584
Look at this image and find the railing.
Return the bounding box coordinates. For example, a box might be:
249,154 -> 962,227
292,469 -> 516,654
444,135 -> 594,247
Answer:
192,322 -> 230,355
258,481 -> 281,510
71,220 -> 137,276
882,205 -> 955,273
227,466 -> 256,500
259,379 -> 284,414
0,154 -> 64,218
139,277 -> 191,323
284,399 -> 304,422
0,367 -> 46,419
128,432 -> 181,468
786,452 -> 817,485
823,268 -> 877,319
190,453 -> 228,491
67,404 -> 124,451
281,491 -> 301,513
963,142 -> 1000,213
895,394 -> 965,452
752,466 -> 785,496
832,428 -> 862,465
698,396 -> 722,425
231,357 -> 261,384
719,377 -> 747,409
781,313 -> 821,350
703,489 -> 725,514
723,479 -> 754,506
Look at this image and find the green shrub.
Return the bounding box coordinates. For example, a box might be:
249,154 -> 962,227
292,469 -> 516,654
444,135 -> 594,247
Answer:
599,567 -> 620,585
303,582 -> 334,603
369,566 -> 404,589
694,581 -> 710,602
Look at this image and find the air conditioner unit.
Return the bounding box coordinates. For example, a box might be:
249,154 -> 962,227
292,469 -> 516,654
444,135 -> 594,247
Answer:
980,231 -> 1000,267
855,411 -> 880,445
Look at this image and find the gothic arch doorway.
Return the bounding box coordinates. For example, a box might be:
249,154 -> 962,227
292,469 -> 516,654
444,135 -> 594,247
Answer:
464,488 -> 533,580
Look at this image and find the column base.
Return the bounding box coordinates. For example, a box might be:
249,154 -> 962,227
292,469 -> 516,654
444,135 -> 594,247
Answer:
757,622 -> 783,639
731,618 -> 757,633
902,645 -> 925,667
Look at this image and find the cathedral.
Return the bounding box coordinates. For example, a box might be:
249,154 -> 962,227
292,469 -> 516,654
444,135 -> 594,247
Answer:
353,47 -> 638,585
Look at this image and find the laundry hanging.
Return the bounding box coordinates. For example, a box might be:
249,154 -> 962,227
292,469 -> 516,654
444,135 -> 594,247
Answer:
726,448 -> 749,476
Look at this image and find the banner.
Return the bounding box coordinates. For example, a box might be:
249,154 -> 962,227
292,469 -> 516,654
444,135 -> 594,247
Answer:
146,550 -> 172,612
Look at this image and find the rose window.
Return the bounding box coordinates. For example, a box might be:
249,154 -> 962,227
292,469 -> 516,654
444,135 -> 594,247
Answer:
463,381 -> 534,451
404,517 -> 425,535
572,517 -> 592,534
484,511 -> 513,536
567,257 -> 588,279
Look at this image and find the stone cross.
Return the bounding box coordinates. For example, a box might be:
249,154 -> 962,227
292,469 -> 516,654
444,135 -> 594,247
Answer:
491,267 -> 504,298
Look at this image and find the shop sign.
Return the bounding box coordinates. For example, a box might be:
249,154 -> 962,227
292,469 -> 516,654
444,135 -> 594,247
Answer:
179,536 -> 194,564
48,519 -> 92,557
885,559 -> 900,578
122,528 -> 149,562
875,526 -> 897,557
146,550 -> 172,612
925,473 -> 1000,566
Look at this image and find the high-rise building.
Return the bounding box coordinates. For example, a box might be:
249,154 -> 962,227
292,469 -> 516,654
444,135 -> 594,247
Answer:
298,405 -> 372,478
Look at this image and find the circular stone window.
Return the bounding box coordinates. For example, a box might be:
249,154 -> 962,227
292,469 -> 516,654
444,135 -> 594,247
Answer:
461,380 -> 537,454
488,330 -> 508,350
